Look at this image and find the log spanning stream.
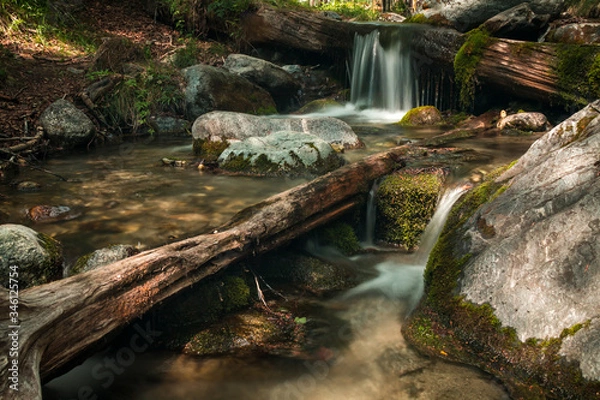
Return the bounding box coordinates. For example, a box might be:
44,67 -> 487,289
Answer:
2,24 -> 540,399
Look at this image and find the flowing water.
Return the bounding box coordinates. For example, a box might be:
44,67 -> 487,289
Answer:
7,23 -> 543,399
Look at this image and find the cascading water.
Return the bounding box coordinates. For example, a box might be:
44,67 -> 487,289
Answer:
350,27 -> 418,114
342,184 -> 469,310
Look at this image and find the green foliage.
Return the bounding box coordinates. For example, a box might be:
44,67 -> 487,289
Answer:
102,64 -> 184,133
208,0 -> 255,19
376,172 -> 442,249
173,38 -> 202,68
454,28 -> 492,111
318,2 -> 379,21
587,54 -> 600,98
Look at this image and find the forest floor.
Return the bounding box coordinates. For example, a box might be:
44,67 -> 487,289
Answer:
0,0 -> 227,148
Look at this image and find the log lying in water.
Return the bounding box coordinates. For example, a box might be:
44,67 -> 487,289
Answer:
0,145 -> 407,399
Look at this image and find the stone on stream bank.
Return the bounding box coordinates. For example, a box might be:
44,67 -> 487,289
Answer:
404,100 -> 600,398
69,244 -> 139,276
0,224 -> 63,289
183,65 -> 277,119
39,99 -> 95,148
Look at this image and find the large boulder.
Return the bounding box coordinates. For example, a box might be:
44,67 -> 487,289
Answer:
420,0 -> 564,32
192,111 -> 362,157
224,54 -> 301,113
546,22 -> 600,44
404,100 -> 600,398
480,3 -> 550,41
39,99 -> 95,148
182,65 -> 276,119
218,131 -> 345,176
0,224 -> 63,289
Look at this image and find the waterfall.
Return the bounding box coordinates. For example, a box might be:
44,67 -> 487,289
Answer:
350,27 -> 418,113
341,184 -> 469,307
362,180 -> 379,247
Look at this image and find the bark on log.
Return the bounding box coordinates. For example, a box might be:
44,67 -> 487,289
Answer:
476,39 -> 560,104
0,145 -> 407,399
240,5 -> 376,53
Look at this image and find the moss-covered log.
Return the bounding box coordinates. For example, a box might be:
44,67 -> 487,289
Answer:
0,145 -> 408,400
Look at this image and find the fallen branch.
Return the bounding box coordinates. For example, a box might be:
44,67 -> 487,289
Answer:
0,145 -> 407,399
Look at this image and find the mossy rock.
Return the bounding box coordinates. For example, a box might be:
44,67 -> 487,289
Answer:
259,251 -> 358,294
69,244 -> 138,276
0,224 -> 63,289
175,309 -> 301,357
317,221 -> 361,256
398,106 -> 443,126
296,99 -> 342,114
375,171 -> 444,250
453,28 -> 493,110
192,137 -> 229,161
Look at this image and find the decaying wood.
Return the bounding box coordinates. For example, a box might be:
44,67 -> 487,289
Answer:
0,127 -> 44,157
0,145 -> 407,399
240,5 -> 377,53
476,39 -> 562,104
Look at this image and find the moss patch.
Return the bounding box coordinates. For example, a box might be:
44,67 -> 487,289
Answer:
318,221 -> 361,256
398,105 -> 443,127
376,171 -> 443,250
555,44 -> 600,105
454,28 -> 493,111
404,166 -> 600,398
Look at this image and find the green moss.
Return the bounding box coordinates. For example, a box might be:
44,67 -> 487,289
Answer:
404,166 -> 600,398
404,13 -> 429,24
36,232 -> 63,286
193,138 -> 230,160
221,275 -> 251,312
556,44 -> 600,105
376,172 -> 443,250
296,99 -> 342,114
255,105 -> 277,115
319,221 -> 361,256
454,28 -> 493,111
398,105 -> 442,127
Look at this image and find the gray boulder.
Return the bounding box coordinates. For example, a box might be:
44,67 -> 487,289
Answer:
224,54 -> 301,112
404,100 -> 600,397
0,224 -> 63,289
421,0 -> 564,32
496,111 -> 550,132
148,116 -> 191,136
480,3 -> 550,40
192,111 -> 362,151
218,131 -> 345,176
69,244 -> 138,276
182,64 -> 276,120
545,22 -> 600,44
39,99 -> 95,148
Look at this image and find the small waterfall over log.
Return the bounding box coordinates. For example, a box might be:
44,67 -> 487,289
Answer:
349,25 -> 457,115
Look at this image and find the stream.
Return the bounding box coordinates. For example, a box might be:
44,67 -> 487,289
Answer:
4,23 -> 545,399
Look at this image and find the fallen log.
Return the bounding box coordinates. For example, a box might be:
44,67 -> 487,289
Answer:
0,145 -> 407,399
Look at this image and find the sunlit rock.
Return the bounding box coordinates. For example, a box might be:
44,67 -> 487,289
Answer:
0,224 -> 63,289
218,131 -> 345,176
404,100 -> 600,397
496,111 -> 550,132
546,22 -> 600,44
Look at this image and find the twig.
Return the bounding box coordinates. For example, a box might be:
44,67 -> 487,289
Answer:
253,273 -> 271,311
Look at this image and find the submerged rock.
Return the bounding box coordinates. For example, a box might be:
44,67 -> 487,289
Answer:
27,205 -> 82,223
69,244 -> 138,276
0,224 -> 63,288
39,99 -> 95,148
182,64 -> 276,119
404,100 -> 600,398
218,131 -> 345,176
